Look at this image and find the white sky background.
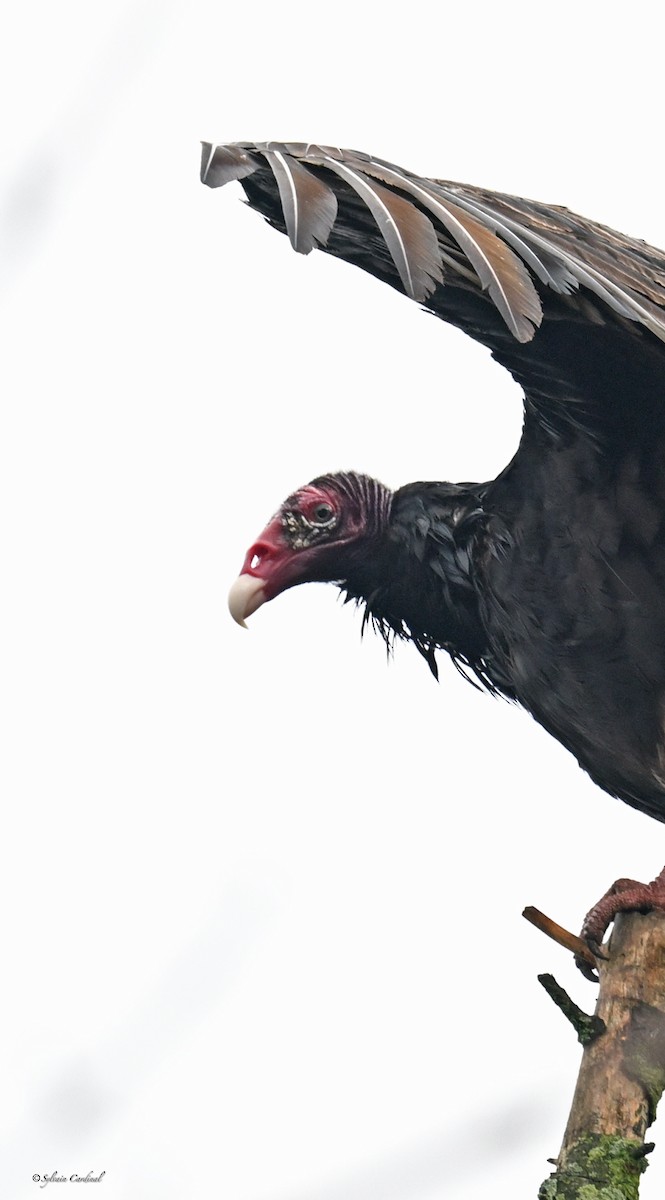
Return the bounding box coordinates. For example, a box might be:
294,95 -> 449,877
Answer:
2,2 -> 665,1197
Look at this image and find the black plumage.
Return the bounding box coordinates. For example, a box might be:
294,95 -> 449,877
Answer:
207,141 -> 665,833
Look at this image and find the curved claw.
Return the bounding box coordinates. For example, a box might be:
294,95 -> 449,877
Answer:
585,939 -> 609,962
575,953 -> 600,983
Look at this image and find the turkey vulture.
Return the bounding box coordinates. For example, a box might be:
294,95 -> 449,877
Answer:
202,141 -> 665,975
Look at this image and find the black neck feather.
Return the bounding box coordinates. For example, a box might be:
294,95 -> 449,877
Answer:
342,481 -> 498,689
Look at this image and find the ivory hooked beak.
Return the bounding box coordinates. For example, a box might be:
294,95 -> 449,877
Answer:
228,574 -> 267,627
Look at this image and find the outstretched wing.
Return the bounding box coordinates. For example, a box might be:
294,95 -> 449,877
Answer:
201,140 -> 665,429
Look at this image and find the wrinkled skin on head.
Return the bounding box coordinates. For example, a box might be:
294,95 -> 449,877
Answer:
228,473 -> 392,626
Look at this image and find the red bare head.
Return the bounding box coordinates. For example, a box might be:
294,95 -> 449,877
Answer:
228,472 -> 392,626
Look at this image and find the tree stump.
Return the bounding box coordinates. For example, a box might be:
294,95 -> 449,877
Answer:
539,910 -> 665,1199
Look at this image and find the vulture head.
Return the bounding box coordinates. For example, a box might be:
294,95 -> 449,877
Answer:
228,472 -> 392,627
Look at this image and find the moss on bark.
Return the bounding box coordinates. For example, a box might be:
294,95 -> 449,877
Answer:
538,1134 -> 649,1200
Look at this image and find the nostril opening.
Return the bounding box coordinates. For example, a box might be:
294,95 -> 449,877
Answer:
244,540 -> 276,576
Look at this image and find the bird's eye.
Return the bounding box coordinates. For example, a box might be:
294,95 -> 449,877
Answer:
311,502 -> 335,525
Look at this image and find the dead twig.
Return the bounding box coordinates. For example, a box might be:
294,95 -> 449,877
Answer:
523,905 -> 597,970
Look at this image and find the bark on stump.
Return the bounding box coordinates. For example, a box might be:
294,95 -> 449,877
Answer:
539,910 -> 665,1199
